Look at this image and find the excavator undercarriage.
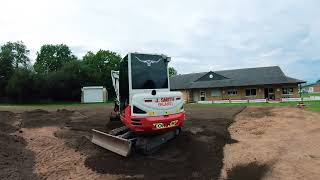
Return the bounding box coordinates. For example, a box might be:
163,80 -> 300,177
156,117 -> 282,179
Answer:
92,126 -> 181,156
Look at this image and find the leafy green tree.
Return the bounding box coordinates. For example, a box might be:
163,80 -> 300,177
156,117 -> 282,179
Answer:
46,70 -> 76,101
34,44 -> 77,74
0,41 -> 30,69
82,50 -> 121,98
0,49 -> 14,81
6,67 -> 34,101
44,60 -> 100,101
0,44 -> 13,96
83,50 -> 121,72
169,67 -> 178,77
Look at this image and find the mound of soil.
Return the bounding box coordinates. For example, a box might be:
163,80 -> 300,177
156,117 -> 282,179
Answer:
245,107 -> 274,118
0,123 -> 19,133
221,107 -> 320,180
0,110 -> 37,179
0,111 -> 16,124
226,162 -> 270,180
0,133 -> 37,180
0,111 -> 19,133
21,109 -> 74,128
54,128 -> 102,155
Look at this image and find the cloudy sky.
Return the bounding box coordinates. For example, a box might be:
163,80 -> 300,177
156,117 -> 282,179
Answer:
1,0 -> 319,82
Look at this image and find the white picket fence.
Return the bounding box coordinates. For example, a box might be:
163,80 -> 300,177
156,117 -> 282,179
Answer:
282,96 -> 320,102
303,96 -> 320,101
281,98 -> 302,102
197,99 -> 267,104
197,97 -> 319,104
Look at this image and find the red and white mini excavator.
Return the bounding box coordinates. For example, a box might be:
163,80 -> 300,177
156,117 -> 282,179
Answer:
91,53 -> 185,156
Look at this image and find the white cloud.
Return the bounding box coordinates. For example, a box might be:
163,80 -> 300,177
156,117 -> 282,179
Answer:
0,0 -> 319,82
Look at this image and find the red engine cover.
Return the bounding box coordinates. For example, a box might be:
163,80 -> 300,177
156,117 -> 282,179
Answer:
120,105 -> 185,134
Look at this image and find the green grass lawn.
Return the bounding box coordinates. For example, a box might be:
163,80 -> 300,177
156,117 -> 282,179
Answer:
0,101 -> 112,109
1,100 -> 320,112
186,101 -> 320,112
301,93 -> 320,98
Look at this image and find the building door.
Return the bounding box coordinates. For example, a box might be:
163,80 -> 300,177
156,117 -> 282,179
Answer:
264,88 -> 275,100
193,90 -> 199,102
188,90 -> 193,102
200,90 -> 206,101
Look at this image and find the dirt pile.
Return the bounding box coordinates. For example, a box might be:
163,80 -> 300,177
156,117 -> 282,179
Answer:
245,106 -> 274,118
221,106 -> 320,180
226,162 -> 270,180
0,133 -> 37,180
21,109 -> 74,128
0,111 -> 38,180
0,111 -> 19,133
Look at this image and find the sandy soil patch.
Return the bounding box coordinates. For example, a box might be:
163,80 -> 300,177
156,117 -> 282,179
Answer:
221,107 -> 320,180
21,127 -> 116,180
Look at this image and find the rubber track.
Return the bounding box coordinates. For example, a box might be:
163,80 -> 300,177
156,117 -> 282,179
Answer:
109,126 -> 129,136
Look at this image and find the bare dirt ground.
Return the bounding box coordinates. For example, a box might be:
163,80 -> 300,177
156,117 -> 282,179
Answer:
1,105 -> 319,180
0,105 -> 244,180
220,107 -> 320,180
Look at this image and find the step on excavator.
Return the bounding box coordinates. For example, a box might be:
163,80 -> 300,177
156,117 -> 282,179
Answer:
91,53 -> 185,157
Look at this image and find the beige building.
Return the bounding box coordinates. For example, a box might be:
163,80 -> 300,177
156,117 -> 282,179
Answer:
170,66 -> 305,102
302,81 -> 320,93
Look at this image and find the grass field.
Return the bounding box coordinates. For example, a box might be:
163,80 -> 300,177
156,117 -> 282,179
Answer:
0,102 -> 112,109
1,100 -> 320,112
301,93 -> 320,97
187,101 -> 320,112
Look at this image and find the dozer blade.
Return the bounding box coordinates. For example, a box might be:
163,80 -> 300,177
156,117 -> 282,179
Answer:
91,129 -> 132,157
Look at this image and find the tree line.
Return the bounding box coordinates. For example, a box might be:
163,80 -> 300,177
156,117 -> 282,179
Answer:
0,41 -> 178,103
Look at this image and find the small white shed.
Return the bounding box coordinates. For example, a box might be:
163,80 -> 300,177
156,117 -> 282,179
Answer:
81,86 -> 108,103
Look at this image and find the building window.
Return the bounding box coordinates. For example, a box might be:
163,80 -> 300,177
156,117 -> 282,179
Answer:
309,87 -> 314,93
200,90 -> 205,101
228,89 -> 237,96
245,88 -> 257,96
200,90 -> 205,97
211,89 -> 221,97
282,87 -> 294,95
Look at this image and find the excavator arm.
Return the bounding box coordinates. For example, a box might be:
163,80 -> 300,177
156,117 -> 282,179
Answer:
111,70 -> 120,103
110,70 -> 120,114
